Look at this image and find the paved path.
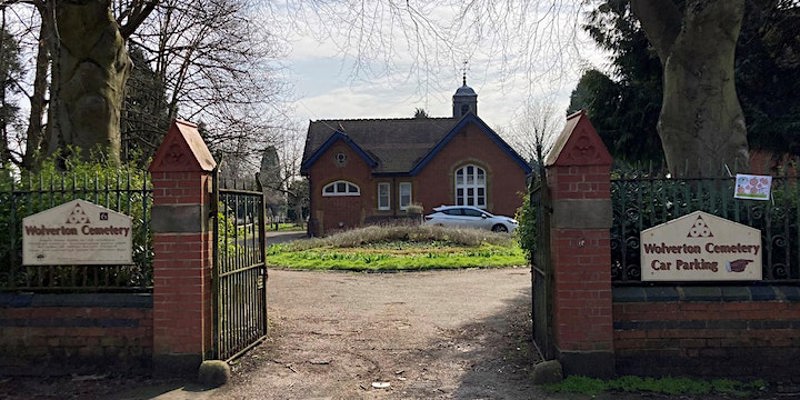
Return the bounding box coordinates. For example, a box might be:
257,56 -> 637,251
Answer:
265,230 -> 307,245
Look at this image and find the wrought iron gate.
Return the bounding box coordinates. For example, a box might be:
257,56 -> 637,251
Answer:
211,169 -> 268,361
530,167 -> 554,360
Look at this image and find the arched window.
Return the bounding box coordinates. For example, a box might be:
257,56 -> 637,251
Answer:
455,165 -> 486,208
322,180 -> 360,196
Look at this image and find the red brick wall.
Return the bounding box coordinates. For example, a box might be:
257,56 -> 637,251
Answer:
307,141 -> 374,236
551,229 -> 613,352
546,165 -> 612,200
749,149 -> 798,176
151,232 -> 212,355
150,171 -> 211,205
415,124 -> 527,217
306,125 -> 528,235
0,294 -> 153,375
614,291 -> 800,378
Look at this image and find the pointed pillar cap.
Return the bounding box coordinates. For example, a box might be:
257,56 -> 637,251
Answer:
149,119 -> 217,173
545,110 -> 612,167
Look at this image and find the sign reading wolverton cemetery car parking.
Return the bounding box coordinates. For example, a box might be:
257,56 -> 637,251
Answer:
641,211 -> 762,281
22,199 -> 133,265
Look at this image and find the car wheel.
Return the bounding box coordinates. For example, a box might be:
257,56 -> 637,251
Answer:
491,224 -> 508,233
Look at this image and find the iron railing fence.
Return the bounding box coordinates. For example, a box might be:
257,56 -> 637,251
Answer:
612,173 -> 800,284
212,175 -> 268,361
0,170 -> 152,292
530,167 -> 554,360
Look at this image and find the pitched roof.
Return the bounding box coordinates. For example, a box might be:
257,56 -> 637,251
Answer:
302,117 -> 458,174
301,114 -> 532,175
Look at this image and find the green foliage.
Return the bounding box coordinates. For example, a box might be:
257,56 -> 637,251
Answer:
268,225 -> 525,271
608,376 -> 710,395
515,191 -> 536,264
545,376 -> 606,395
546,375 -> 766,397
0,151 -> 152,290
216,206 -> 240,256
572,0 -> 665,168
736,1 -> 800,155
0,25 -> 23,165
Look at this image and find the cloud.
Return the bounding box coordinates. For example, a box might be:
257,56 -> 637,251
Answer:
281,1 -> 612,140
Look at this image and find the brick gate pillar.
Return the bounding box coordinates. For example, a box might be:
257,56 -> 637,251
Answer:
148,120 -> 218,376
545,110 -> 614,377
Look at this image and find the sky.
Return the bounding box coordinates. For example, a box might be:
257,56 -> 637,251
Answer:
274,1 -> 610,146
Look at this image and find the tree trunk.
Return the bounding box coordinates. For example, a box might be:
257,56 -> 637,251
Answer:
50,0 -> 130,164
632,0 -> 749,178
21,1 -> 52,170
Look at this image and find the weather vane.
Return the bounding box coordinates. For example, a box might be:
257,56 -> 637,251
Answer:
461,60 -> 469,85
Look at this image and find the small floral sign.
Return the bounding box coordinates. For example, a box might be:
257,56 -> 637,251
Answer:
734,174 -> 772,201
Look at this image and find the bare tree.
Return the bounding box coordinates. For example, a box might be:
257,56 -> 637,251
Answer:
0,1 -> 53,169
505,97 -> 561,165
1,0 -> 292,169
128,0 -> 292,163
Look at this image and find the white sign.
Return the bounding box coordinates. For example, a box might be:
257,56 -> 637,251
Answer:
734,174 -> 772,201
22,199 -> 133,265
641,211 -> 762,281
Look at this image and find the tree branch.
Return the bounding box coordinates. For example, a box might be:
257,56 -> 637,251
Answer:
119,0 -> 157,39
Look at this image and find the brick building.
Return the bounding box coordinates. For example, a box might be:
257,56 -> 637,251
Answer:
300,78 -> 532,236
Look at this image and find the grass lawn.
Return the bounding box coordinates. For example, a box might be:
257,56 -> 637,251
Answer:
266,225 -> 526,271
546,375 -> 767,397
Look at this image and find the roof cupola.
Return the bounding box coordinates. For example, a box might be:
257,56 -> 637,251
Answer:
453,72 -> 478,118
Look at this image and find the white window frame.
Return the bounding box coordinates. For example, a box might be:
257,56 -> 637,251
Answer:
377,182 -> 391,210
399,182 -> 412,210
322,180 -> 360,197
455,165 -> 486,208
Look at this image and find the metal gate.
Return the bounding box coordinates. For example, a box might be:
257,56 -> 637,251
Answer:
211,169 -> 268,361
530,165 -> 554,360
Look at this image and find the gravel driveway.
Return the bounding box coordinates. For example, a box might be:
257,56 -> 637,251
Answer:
218,267 -> 544,399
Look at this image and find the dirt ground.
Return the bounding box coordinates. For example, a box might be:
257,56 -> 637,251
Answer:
1,267 -> 790,399
219,267 -> 541,400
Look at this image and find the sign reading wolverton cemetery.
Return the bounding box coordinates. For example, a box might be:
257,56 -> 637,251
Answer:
22,199 -> 133,265
641,211 -> 762,281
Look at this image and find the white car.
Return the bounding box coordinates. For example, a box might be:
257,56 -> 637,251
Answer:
423,205 -> 519,233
